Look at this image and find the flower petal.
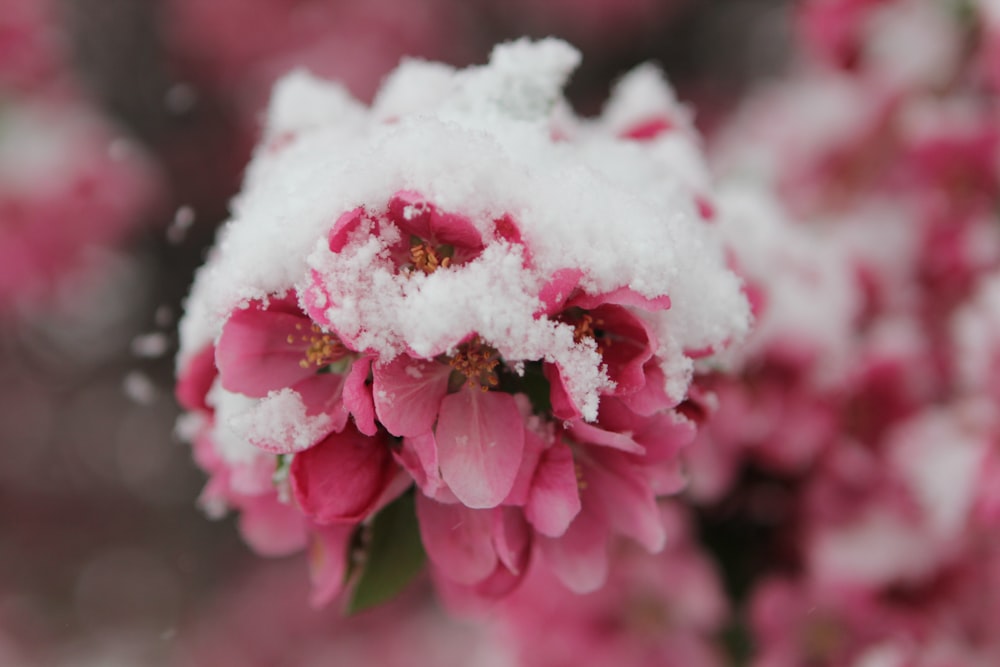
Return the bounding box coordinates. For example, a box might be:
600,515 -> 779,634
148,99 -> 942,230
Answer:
343,356 -> 376,435
388,190 -> 483,249
373,356 -> 451,437
569,286 -> 671,311
416,494 -> 497,585
525,440 -> 582,537
307,523 -> 355,608
436,388 -> 525,509
537,268 -> 583,315
216,307 -> 317,397
290,427 -> 394,524
585,448 -> 666,553
238,494 -> 309,557
539,508 -> 609,594
176,344 -> 217,411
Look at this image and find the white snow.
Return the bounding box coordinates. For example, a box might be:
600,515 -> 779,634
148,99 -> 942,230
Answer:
227,387 -> 333,454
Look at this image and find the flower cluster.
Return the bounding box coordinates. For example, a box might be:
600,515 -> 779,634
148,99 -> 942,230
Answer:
175,39 -> 749,607
688,0 -> 1000,663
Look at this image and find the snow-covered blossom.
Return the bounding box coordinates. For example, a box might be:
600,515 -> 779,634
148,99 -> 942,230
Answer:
176,38 -> 749,608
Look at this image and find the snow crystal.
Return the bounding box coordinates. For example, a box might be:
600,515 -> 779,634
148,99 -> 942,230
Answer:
167,206 -> 196,244
123,371 -> 157,405
131,332 -> 170,358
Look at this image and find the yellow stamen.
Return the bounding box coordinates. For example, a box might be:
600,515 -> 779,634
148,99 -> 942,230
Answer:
410,241 -> 452,275
449,336 -> 500,390
569,312 -> 609,350
292,323 -> 347,369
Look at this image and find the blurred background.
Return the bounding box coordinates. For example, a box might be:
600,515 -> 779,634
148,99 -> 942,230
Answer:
0,1 -> 793,664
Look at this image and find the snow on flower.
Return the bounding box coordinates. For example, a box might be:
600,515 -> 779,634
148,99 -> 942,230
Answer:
176,38 -> 750,607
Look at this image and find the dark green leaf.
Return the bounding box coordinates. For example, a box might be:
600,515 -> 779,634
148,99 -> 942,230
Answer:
347,490 -> 426,613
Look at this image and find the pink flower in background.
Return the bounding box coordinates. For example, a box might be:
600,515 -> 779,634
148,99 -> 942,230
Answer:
175,39 -> 749,609
0,0 -> 160,319
0,103 -> 159,316
485,0 -> 687,49
0,0 -> 65,94
166,0 -> 474,105
491,505 -> 728,667
688,3 -> 1000,663
168,560 -> 508,667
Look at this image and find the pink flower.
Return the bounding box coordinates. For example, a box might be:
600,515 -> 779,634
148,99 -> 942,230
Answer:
796,0 -> 890,71
290,425 -> 407,525
215,293 -> 376,447
0,101 -> 159,316
0,0 -> 65,93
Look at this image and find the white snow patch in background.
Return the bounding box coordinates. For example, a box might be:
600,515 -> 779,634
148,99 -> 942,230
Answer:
131,332 -> 170,358
123,371 -> 157,406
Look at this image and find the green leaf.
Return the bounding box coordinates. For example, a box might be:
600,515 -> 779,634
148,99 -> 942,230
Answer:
347,490 -> 426,614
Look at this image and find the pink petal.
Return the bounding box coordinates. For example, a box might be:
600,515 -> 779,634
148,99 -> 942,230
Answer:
436,388 -> 525,509
473,563 -> 528,599
539,508 -> 610,594
216,307 -> 317,397
493,213 -> 524,246
372,356 -> 451,437
502,425 -> 546,506
537,268 -> 583,315
474,508 -> 533,598
388,190 -> 483,249
592,304 -> 655,394
568,419 -> 645,455
343,356 -> 376,435
290,428 -> 394,524
525,440 -> 582,537
621,116 -> 674,141
648,460 -> 688,495
307,523 -> 355,608
416,494 -> 497,585
634,409 -> 696,463
176,344 -> 217,412
569,286 -> 670,312
492,506 -> 532,576
327,207 -> 364,253
620,361 -> 673,415
293,373 -> 350,433
596,397 -> 694,462
395,432 -> 454,501
585,448 -> 666,553
544,362 -> 583,421
238,494 -> 309,557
